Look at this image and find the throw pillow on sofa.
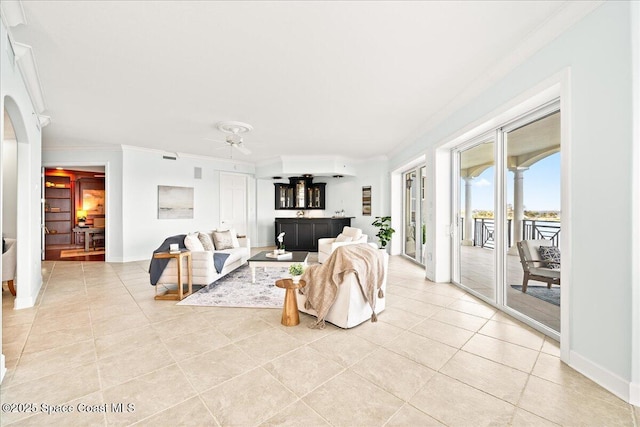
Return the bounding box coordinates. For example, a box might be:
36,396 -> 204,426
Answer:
184,233 -> 205,251
198,232 -> 215,251
335,234 -> 353,243
216,228 -> 240,248
212,230 -> 235,250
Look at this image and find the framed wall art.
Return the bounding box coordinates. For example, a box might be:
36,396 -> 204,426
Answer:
158,185 -> 194,219
362,186 -> 371,216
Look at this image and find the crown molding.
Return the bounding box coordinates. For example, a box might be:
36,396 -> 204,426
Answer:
120,144 -> 255,168
256,154 -> 388,168
43,144 -> 122,152
12,42 -> 46,114
38,115 -> 51,128
0,0 -> 26,28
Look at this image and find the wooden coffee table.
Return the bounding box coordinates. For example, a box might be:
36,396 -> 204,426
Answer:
247,251 -> 309,283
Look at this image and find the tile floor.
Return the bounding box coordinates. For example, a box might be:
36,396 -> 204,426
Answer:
1,252 -> 638,426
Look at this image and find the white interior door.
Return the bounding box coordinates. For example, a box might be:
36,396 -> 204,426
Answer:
220,172 -> 248,236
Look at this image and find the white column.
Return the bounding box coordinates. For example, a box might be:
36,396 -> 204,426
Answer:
509,167 -> 528,253
462,177 -> 474,246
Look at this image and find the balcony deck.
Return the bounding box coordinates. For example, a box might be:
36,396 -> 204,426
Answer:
459,245 -> 560,332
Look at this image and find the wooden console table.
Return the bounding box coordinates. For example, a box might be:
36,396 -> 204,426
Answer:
153,251 -> 193,301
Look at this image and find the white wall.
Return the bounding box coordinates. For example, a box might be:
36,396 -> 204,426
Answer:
254,157 -> 389,248
42,147 -> 124,262
1,35 -> 44,311
389,1 -> 637,402
2,139 -> 17,238
121,147 -> 255,261
256,178 -> 276,247
324,158 -> 390,245
42,146 -> 257,262
630,0 -> 640,406
1,18 -> 45,381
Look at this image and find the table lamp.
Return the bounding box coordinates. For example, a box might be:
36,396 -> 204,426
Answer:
77,210 -> 87,226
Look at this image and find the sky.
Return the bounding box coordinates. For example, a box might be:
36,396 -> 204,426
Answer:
463,152 -> 560,211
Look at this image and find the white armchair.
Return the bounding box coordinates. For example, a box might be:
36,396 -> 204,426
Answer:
298,246 -> 388,328
2,238 -> 17,296
318,226 -> 368,263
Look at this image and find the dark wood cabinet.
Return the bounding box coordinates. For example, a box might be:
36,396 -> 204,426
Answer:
275,217 -> 351,251
274,177 -> 326,210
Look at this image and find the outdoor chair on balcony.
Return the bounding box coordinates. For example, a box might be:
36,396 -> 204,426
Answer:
516,239 -> 560,293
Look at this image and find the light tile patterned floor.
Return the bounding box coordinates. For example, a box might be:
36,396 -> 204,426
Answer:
1,251 -> 637,426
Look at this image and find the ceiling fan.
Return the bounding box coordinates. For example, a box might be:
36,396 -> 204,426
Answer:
204,120 -> 253,156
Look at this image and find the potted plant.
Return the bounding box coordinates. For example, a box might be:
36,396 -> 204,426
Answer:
372,216 -> 395,249
289,263 -> 305,283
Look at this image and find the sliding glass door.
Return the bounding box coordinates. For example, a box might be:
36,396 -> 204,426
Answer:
402,166 -> 427,264
454,137 -> 496,302
452,102 -> 561,335
504,110 -> 561,332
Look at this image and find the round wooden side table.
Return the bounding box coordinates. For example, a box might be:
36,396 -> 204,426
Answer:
275,278 -> 306,326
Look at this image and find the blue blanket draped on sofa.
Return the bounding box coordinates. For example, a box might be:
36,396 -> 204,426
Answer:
213,252 -> 230,273
148,235 -> 231,285
148,235 -> 187,285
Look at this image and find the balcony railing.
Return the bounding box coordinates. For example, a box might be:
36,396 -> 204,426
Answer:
468,218 -> 560,248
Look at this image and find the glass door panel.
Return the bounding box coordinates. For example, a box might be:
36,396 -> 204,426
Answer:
457,139 -> 496,302
420,166 -> 427,264
403,170 -> 418,260
504,111 -> 561,333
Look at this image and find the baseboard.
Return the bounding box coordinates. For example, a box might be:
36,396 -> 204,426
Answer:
14,293 -> 38,310
0,354 -> 6,384
569,350 -> 631,403
12,276 -> 42,310
630,380 -> 640,406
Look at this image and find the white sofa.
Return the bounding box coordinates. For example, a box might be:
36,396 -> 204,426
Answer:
2,238 -> 17,296
156,233 -> 250,287
317,226 -> 368,264
297,249 -> 388,328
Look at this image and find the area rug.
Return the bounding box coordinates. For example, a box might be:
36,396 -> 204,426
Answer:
60,248 -> 105,258
177,265 -> 288,308
510,285 -> 560,306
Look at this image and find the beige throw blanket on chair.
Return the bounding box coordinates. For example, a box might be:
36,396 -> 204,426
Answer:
300,244 -> 385,328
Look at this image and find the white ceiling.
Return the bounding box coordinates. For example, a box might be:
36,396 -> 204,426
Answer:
8,1 -> 599,164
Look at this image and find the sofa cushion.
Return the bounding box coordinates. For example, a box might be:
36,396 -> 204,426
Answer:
184,233 -> 205,251
538,246 -> 561,269
342,226 -> 362,241
216,228 -> 240,248
335,233 -> 353,243
212,230 -> 235,250
198,232 -> 215,251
